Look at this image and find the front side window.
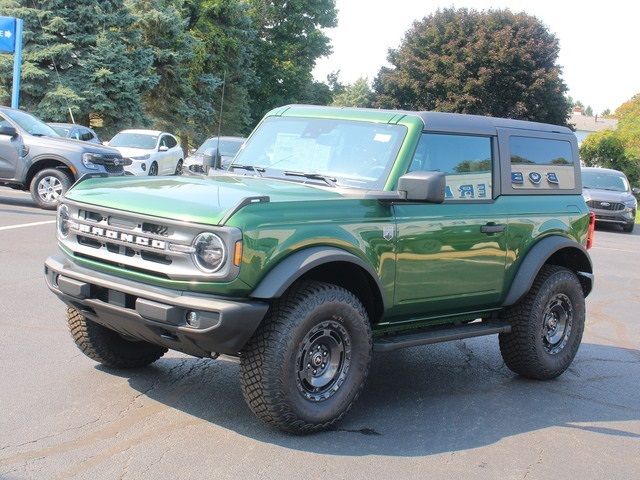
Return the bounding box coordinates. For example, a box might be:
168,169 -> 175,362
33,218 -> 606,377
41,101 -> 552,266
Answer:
232,117 -> 407,189
510,136 -> 574,189
80,130 -> 94,141
409,133 -> 493,200
165,136 -> 177,148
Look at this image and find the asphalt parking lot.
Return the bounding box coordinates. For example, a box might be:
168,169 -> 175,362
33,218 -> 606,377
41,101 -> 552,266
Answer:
1,189 -> 638,480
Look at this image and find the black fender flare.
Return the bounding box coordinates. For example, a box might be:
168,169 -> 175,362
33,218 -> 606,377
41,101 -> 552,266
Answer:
26,154 -> 77,181
503,235 -> 593,306
250,246 -> 387,310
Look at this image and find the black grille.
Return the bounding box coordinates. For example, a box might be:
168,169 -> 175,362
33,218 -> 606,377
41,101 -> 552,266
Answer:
587,200 -> 624,211
104,164 -> 124,174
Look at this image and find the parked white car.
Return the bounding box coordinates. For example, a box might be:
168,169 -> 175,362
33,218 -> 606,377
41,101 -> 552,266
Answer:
107,129 -> 183,176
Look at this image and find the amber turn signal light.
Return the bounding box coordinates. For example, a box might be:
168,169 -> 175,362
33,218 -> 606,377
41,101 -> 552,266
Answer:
233,241 -> 243,266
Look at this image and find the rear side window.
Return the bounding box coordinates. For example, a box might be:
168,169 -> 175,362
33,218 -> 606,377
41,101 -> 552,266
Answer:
510,136 -> 574,189
409,133 -> 493,200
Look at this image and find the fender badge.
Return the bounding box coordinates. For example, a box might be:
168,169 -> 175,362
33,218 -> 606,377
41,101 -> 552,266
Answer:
383,225 -> 395,241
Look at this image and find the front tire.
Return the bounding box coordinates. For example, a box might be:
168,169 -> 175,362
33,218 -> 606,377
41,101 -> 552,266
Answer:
148,162 -> 158,176
30,168 -> 73,209
499,265 -> 585,380
622,221 -> 634,233
175,159 -> 183,175
240,281 -> 372,433
67,308 -> 166,369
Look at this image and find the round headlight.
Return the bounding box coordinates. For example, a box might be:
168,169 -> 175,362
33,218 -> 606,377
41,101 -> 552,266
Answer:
192,233 -> 226,273
57,204 -> 70,238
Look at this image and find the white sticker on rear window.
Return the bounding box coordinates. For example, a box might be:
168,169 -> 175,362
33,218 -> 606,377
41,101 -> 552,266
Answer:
373,133 -> 392,143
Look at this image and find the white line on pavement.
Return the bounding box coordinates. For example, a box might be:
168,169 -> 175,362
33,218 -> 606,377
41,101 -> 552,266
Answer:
0,220 -> 56,231
592,245 -> 636,253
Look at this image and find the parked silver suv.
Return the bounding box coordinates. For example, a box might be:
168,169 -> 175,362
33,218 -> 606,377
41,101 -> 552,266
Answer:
582,167 -> 638,233
0,107 -> 125,209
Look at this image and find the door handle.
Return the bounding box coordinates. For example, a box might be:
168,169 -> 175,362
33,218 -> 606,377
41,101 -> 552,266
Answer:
480,223 -> 505,234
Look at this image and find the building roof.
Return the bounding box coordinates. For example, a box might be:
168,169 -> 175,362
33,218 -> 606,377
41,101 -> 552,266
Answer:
570,113 -> 618,133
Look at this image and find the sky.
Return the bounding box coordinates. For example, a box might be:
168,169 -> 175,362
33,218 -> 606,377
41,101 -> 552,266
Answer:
313,0 -> 640,114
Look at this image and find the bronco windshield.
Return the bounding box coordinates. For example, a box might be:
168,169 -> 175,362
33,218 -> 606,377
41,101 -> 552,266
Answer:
231,117 -> 406,189
582,170 -> 629,192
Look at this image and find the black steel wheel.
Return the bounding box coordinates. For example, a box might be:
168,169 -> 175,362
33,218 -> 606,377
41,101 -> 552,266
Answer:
240,281 -> 372,433
295,320 -> 351,402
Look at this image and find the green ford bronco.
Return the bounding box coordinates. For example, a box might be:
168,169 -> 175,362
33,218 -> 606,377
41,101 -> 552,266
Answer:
45,105 -> 594,433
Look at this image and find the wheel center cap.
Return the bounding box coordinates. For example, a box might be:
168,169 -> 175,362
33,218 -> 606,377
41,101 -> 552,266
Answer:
312,353 -> 323,367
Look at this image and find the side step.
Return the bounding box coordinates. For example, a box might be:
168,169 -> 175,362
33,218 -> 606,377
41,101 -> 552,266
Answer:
373,321 -> 511,352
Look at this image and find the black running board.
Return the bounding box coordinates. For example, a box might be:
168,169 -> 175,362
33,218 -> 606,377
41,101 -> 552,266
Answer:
373,321 -> 511,352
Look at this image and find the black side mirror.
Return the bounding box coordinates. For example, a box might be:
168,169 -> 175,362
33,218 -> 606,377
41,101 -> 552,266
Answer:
397,171 -> 446,203
0,124 -> 18,138
632,187 -> 640,195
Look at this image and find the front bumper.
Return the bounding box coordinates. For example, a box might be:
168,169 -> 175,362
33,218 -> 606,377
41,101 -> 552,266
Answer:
588,207 -> 635,225
44,255 -> 269,356
123,159 -> 150,176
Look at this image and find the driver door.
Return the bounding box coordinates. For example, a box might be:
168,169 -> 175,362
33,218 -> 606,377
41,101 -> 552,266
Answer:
0,118 -> 20,180
391,132 -> 509,319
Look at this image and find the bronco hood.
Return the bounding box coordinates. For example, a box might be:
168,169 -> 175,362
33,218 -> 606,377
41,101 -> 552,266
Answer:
64,174 -> 345,225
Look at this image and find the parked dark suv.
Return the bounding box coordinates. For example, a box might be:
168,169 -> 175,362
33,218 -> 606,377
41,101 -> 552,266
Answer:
582,167 -> 638,233
0,107 -> 125,209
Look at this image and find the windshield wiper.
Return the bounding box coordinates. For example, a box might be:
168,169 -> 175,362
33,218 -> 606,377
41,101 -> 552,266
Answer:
228,164 -> 265,176
284,171 -> 337,187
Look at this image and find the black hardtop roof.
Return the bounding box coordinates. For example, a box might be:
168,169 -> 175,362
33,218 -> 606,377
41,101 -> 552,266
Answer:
282,104 -> 573,136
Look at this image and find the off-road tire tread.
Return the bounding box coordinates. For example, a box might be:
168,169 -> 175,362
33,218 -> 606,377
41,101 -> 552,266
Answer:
67,307 -> 166,369
240,281 -> 372,434
499,265 -> 584,380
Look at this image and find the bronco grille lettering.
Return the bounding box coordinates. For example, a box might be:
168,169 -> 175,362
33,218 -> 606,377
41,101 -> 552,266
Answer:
74,223 -> 167,250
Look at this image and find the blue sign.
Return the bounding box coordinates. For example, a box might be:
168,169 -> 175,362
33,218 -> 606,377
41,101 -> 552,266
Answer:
0,16 -> 16,54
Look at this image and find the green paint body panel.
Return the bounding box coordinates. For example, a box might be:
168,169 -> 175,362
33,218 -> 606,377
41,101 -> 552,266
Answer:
59,105 -> 591,332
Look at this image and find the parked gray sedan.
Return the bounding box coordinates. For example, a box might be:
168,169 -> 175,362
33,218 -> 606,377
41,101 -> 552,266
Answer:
582,167 -> 638,232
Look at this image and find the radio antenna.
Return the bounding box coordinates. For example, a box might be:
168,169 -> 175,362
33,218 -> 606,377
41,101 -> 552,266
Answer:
215,70 -> 226,169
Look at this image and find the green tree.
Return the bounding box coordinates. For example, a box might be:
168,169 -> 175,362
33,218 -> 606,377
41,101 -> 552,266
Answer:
601,108 -> 611,117
584,105 -> 593,117
185,0 -> 256,139
331,77 -> 373,108
0,0 -> 155,131
128,0 -> 220,151
246,0 -> 337,123
580,130 -> 637,181
373,8 -> 571,125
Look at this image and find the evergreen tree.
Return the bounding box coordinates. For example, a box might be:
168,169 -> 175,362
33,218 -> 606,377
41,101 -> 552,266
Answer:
0,0 -> 155,132
185,0 -> 256,138
374,8 -> 571,125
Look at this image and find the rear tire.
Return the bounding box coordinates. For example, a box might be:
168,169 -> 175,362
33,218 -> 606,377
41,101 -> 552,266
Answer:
30,168 -> 73,210
240,281 -> 372,433
67,307 -> 166,369
499,265 -> 585,380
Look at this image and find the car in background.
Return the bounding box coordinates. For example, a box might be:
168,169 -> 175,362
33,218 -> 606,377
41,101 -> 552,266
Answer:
182,136 -> 245,175
0,107 -> 125,209
49,123 -> 101,144
582,167 -> 639,233
107,129 -> 183,176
